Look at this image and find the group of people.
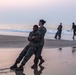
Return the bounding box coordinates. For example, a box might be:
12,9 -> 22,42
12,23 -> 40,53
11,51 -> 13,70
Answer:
10,19 -> 47,71
10,20 -> 76,71
54,22 -> 76,40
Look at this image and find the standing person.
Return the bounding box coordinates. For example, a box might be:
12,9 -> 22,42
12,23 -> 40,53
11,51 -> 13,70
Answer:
54,23 -> 63,39
10,25 -> 41,71
31,19 -> 47,68
71,22 -> 76,40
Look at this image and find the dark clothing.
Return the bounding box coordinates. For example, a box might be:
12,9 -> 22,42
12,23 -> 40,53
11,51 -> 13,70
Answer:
72,24 -> 76,31
34,26 -> 47,64
55,25 -> 62,39
38,26 -> 47,46
28,31 -> 41,47
34,45 -> 43,64
57,25 -> 62,31
73,30 -> 76,35
72,24 -> 76,35
15,31 -> 41,65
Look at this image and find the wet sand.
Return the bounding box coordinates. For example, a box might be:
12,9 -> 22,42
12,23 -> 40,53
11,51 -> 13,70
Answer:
0,35 -> 76,48
0,35 -> 76,75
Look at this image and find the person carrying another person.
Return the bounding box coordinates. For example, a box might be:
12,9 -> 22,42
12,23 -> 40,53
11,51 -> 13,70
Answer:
31,19 -> 47,68
10,25 -> 41,71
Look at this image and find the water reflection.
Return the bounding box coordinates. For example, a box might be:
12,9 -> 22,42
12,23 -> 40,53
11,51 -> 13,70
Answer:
58,48 -> 62,52
15,70 -> 25,75
32,66 -> 45,75
72,47 -> 76,54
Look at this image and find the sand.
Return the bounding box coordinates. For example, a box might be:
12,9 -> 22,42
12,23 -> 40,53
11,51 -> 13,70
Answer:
0,35 -> 76,75
0,35 -> 76,48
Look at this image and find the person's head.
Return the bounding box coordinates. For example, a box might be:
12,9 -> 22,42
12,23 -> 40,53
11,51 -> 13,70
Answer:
72,22 -> 75,25
33,25 -> 38,32
39,19 -> 46,26
60,23 -> 62,25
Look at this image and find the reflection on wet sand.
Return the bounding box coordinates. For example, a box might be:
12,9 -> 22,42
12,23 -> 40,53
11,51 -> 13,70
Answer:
1,47 -> 76,75
58,47 -> 76,54
58,48 -> 62,52
72,47 -> 76,53
14,66 -> 44,75
15,70 -> 25,75
32,66 -> 45,75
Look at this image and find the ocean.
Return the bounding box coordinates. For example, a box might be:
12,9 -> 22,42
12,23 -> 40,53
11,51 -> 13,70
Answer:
0,24 -> 73,40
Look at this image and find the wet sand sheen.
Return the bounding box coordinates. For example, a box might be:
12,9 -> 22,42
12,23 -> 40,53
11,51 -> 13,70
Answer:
0,35 -> 76,75
0,47 -> 76,75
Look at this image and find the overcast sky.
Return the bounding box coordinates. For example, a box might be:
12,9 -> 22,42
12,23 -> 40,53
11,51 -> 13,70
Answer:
0,0 -> 76,25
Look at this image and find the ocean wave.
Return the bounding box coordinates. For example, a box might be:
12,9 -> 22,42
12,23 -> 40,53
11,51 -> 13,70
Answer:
0,29 -> 73,35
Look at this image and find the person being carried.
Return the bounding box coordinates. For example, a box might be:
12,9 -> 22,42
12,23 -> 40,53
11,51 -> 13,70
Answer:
10,25 -> 41,71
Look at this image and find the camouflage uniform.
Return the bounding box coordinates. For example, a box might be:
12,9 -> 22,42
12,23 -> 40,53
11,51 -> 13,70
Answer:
15,31 -> 41,66
34,26 -> 47,65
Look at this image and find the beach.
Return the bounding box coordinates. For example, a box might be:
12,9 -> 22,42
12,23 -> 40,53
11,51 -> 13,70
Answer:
0,35 -> 76,75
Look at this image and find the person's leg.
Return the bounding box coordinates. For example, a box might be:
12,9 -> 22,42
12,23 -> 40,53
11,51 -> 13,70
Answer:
16,46 -> 37,70
54,32 -> 58,39
73,30 -> 75,40
10,44 -> 30,69
32,46 -> 44,68
58,32 -> 61,39
38,46 -> 45,66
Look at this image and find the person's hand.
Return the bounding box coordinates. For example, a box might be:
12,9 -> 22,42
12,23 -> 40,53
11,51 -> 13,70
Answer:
32,36 -> 35,39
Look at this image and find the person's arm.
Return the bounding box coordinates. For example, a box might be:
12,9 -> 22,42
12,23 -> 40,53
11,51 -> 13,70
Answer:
33,33 -> 41,42
28,32 -> 33,41
40,27 -> 47,38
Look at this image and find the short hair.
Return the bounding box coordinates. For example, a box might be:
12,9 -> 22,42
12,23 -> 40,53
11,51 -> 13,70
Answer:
33,25 -> 38,29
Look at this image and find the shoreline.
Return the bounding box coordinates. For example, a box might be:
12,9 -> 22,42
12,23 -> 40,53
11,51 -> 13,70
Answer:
0,34 -> 76,48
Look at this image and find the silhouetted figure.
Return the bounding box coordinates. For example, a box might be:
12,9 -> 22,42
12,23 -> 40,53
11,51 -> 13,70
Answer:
32,66 -> 44,75
71,22 -> 76,40
54,23 -> 63,39
32,19 -> 47,68
10,25 -> 41,71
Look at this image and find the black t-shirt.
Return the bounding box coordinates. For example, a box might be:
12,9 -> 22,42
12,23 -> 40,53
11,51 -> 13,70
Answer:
72,25 -> 76,30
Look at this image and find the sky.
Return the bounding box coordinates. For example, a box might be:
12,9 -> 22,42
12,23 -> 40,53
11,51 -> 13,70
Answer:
0,0 -> 76,25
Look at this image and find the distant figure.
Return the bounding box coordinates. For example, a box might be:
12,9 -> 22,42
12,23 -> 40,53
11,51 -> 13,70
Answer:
31,19 -> 47,68
54,23 -> 63,39
10,25 -> 41,71
71,22 -> 76,40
